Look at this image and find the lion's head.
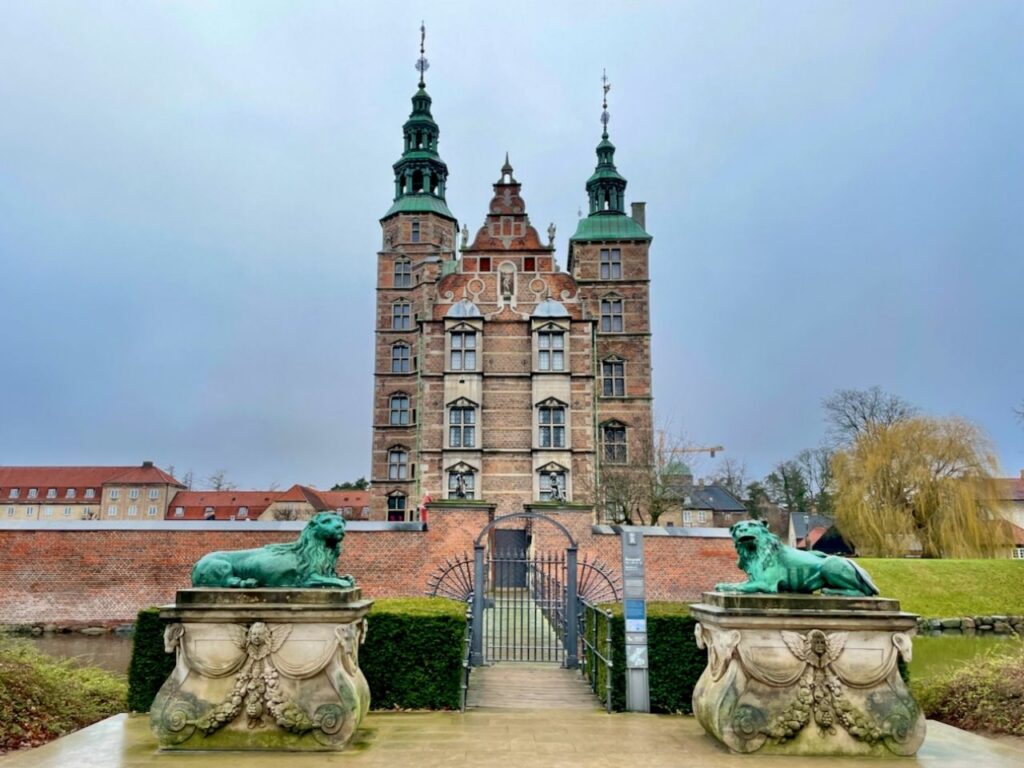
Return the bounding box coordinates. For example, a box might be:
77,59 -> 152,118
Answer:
265,511 -> 346,577
729,519 -> 781,575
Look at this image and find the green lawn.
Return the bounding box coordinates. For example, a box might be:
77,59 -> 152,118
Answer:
859,558 -> 1024,617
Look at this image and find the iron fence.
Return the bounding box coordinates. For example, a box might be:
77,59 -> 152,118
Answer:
578,598 -> 615,713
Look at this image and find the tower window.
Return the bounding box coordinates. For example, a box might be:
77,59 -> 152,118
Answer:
539,405 -> 566,448
524,257 -> 536,271
450,331 -> 477,371
392,301 -> 412,330
479,257 -> 491,272
387,494 -> 407,522
391,343 -> 411,373
388,449 -> 409,480
448,469 -> 476,500
449,405 -> 476,448
600,298 -> 623,333
600,249 -> 622,279
394,259 -> 412,288
602,423 -> 628,464
602,359 -> 625,397
390,394 -> 410,425
538,331 -> 565,371
411,221 -> 421,243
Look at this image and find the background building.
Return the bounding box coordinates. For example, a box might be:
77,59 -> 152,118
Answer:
369,64 -> 653,521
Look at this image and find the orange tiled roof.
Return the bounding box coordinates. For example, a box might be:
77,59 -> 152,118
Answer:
167,490 -> 275,521
0,464 -> 183,497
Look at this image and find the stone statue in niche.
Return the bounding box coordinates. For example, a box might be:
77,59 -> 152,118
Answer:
714,519 -> 878,596
500,268 -> 514,297
190,512 -> 355,589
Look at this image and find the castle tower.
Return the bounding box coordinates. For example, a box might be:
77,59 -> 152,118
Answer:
568,72 -> 655,521
371,25 -> 460,520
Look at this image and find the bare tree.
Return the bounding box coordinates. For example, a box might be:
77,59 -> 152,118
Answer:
206,469 -> 235,491
710,457 -> 748,498
182,469 -> 194,490
822,386 -> 918,445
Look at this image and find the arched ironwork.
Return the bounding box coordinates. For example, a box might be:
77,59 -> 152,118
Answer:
426,554 -> 475,602
473,511 -> 577,548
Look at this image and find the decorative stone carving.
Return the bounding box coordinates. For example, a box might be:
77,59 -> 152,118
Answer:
690,592 -> 926,757
151,588 -> 371,751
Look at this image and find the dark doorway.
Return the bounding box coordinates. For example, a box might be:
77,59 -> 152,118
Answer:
492,529 -> 528,587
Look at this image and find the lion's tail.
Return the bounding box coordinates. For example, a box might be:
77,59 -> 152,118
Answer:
849,559 -> 880,596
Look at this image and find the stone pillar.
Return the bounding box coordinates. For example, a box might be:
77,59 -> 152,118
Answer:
690,592 -> 925,757
151,588 -> 372,751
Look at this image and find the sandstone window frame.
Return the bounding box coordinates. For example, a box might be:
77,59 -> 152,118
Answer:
601,356 -> 626,397
446,320 -> 481,372
386,493 -> 407,522
389,393 -> 411,426
537,463 -> 569,502
447,399 -> 477,449
387,447 -> 410,480
536,398 -> 568,449
601,420 -> 628,464
391,342 -> 412,373
599,248 -> 622,280
393,258 -> 412,288
446,461 -> 477,500
391,300 -> 412,331
600,294 -> 624,333
535,324 -> 568,372
411,220 -> 421,243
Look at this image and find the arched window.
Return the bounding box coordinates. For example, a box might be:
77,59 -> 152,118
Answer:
387,494 -> 407,522
392,301 -> 412,330
393,259 -> 411,288
602,422 -> 627,464
449,404 -> 476,448
388,449 -> 409,480
600,297 -> 623,332
539,403 -> 566,448
391,343 -> 411,373
389,394 -> 410,425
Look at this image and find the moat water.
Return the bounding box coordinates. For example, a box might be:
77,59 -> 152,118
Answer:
24,630 -> 1021,682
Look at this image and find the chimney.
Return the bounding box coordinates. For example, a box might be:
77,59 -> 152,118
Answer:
631,201 -> 646,229
1020,469 -> 1024,480
142,460 -> 154,468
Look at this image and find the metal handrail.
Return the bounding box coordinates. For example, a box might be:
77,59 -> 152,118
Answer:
578,597 -> 614,712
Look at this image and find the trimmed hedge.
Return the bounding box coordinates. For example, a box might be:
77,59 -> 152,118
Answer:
126,597 -> 467,713
585,602 -> 706,713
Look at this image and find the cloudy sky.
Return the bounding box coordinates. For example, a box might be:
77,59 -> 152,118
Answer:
1,1 -> 1021,489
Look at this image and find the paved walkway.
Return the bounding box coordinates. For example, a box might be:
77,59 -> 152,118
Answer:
2,711 -> 1022,768
466,663 -> 601,710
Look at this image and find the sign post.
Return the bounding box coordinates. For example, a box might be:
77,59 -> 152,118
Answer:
620,528 -> 650,712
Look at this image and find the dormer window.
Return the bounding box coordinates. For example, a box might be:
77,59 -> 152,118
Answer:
27,488 -> 38,499
85,488 -> 96,499
66,488 -> 76,499
46,488 -> 57,499
8,489 -> 18,499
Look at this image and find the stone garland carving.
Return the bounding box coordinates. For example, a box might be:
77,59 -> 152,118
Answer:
694,623 -> 920,755
159,619 -> 368,747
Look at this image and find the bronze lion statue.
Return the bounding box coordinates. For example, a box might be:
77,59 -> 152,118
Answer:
715,519 -> 878,596
191,512 -> 355,589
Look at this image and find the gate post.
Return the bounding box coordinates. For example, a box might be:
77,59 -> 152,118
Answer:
471,543 -> 486,666
564,545 -> 579,668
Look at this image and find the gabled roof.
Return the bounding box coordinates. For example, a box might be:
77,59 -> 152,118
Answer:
790,513 -> 835,540
993,477 -> 1024,502
0,463 -> 183,494
167,491 -> 275,520
665,482 -> 746,513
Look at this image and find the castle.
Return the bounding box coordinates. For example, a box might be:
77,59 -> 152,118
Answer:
369,36 -> 653,521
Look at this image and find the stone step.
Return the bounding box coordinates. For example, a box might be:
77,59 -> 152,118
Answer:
466,663 -> 602,710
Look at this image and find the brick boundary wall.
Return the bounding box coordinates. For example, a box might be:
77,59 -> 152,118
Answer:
0,509 -> 741,626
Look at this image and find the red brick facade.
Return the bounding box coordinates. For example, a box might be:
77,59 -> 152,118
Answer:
0,509 -> 739,626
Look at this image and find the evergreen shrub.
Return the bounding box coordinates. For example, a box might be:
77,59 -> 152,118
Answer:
126,597 -> 467,713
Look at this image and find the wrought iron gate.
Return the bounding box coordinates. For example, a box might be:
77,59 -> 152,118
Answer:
484,549 -> 568,663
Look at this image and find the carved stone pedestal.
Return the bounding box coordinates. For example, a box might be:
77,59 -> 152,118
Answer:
151,588 -> 372,751
690,592 -> 925,757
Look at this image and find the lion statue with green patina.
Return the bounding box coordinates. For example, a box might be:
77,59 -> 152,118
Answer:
191,511 -> 355,589
715,519 -> 878,597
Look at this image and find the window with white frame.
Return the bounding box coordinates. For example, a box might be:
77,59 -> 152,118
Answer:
63,507 -> 72,517
128,505 -> 138,517
602,422 -> 627,463
683,510 -> 693,525
388,449 -> 409,480
110,489 -> 120,500
1014,546 -> 1024,560
66,488 -> 76,499
44,506 -> 53,517
25,507 -> 35,517
85,488 -> 95,499
174,507 -> 184,518
8,489 -> 18,499
600,298 -> 623,332
539,470 -> 567,502
5,507 -> 13,517
450,330 -> 476,370
129,488 -> 140,500
392,301 -> 412,330
602,358 -> 625,396
149,488 -> 159,500
449,405 -> 476,448
387,494 -> 407,522
27,488 -> 38,499
389,394 -> 410,425
238,506 -> 249,518
107,506 -> 117,517
538,330 -> 565,371
539,404 -> 566,448
394,259 -> 412,288
391,343 -> 411,373
46,488 -> 57,499
697,510 -> 708,524
148,506 -> 158,517
447,468 -> 476,500
600,248 -> 622,279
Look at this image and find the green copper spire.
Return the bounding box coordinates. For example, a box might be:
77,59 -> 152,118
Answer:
572,70 -> 650,242
382,22 -> 455,221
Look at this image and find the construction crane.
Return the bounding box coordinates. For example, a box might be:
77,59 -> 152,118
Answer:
679,445 -> 724,459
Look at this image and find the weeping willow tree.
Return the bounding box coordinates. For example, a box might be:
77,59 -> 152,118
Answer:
831,416 -> 1012,558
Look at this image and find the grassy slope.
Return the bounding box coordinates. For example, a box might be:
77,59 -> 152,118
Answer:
859,559 -> 1024,617
0,639 -> 126,752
